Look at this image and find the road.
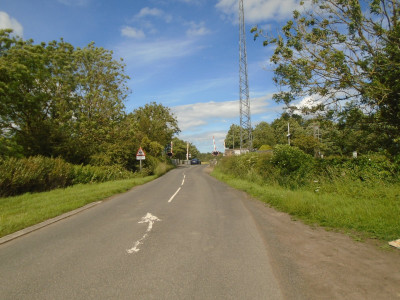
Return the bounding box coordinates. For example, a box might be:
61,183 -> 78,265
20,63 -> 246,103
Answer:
0,165 -> 287,299
1,165 -> 400,299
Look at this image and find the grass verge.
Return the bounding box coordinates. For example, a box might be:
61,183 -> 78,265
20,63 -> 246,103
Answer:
0,176 -> 156,238
212,169 -> 400,242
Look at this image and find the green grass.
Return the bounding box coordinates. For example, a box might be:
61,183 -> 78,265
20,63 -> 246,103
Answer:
0,176 -> 156,238
212,169 -> 400,241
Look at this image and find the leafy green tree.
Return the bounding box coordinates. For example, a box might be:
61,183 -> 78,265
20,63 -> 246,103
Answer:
0,31 -> 130,163
171,137 -> 200,160
224,124 -> 241,149
252,121 -> 276,149
69,42 -> 129,163
271,113 -> 305,145
252,0 -> 400,153
0,31 -> 58,157
130,102 -> 180,149
334,103 -> 386,154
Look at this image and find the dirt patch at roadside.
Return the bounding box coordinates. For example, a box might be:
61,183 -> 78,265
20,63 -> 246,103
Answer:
240,192 -> 400,299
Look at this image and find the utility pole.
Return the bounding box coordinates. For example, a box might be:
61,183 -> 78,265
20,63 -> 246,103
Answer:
313,122 -> 321,157
232,130 -> 235,149
239,0 -> 252,153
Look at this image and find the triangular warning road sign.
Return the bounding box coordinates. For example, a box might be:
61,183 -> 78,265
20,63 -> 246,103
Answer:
136,147 -> 146,156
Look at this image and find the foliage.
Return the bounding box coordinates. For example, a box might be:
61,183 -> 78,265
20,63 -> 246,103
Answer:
271,113 -> 305,145
271,145 -> 315,187
130,102 -> 180,149
0,30 -> 130,163
197,152 -> 214,163
0,156 -> 134,197
170,137 -> 200,160
0,31 -> 181,181
252,0 -> 400,154
224,124 -> 241,149
217,146 -> 399,190
212,168 -> 400,241
258,145 -> 273,151
215,148 -> 400,241
252,122 -> 276,149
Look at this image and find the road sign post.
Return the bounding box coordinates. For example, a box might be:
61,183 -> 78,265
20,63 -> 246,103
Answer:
136,147 -> 146,171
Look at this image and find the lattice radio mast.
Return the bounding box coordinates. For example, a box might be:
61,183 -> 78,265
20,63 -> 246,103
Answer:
239,0 -> 252,152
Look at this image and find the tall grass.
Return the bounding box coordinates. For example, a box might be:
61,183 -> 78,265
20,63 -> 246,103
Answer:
213,148 -> 400,241
0,156 -> 136,197
212,169 -> 400,241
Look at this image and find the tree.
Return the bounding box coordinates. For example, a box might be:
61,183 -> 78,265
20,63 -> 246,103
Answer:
0,31 -> 64,157
130,102 -> 180,149
271,113 -> 306,145
252,0 -> 400,153
69,42 -> 129,163
0,31 -> 130,163
170,138 -> 200,160
224,124 -> 241,149
252,121 -> 276,149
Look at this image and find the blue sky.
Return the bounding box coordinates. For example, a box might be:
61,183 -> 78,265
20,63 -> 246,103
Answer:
1,0 -> 301,153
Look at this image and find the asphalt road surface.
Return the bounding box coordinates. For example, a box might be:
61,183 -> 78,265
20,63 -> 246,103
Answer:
0,165 -> 290,299
2,165 -> 399,299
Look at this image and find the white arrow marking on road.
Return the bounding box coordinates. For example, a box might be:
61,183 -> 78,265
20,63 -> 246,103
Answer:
126,213 -> 161,254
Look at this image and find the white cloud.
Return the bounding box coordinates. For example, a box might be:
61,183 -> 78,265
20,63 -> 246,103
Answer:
172,95 -> 272,131
216,0 -> 300,23
115,38 -> 202,66
57,0 -> 90,6
0,11 -> 23,36
121,26 -> 145,39
180,130 -> 227,153
186,21 -> 210,37
134,7 -> 172,23
136,7 -> 163,18
172,94 -> 280,152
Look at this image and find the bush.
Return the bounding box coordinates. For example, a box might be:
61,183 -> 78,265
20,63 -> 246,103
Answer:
72,164 -> 133,185
0,156 -> 135,197
271,145 -> 315,188
315,153 -> 399,183
0,156 -> 74,197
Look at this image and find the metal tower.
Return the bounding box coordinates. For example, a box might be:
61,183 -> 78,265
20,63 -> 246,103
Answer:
238,0 -> 252,152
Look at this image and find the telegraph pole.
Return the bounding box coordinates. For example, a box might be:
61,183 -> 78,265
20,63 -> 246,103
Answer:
239,0 -> 252,153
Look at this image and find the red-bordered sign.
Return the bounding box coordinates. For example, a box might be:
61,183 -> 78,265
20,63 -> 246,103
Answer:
136,147 -> 146,160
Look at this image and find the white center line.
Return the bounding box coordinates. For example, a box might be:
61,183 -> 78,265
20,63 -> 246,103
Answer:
168,187 -> 181,203
168,173 -> 185,203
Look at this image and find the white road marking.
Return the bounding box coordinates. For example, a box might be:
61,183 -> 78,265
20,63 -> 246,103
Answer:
168,173 -> 186,203
168,187 -> 181,203
127,173 -> 185,253
182,174 -> 186,185
126,213 -> 161,254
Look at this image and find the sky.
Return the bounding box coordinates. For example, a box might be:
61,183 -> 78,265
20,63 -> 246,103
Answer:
0,0 -> 302,153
